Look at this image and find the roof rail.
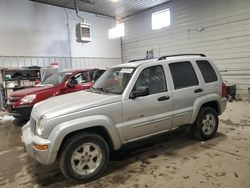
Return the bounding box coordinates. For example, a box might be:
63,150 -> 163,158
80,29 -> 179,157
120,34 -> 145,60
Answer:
128,58 -> 150,63
157,54 -> 206,61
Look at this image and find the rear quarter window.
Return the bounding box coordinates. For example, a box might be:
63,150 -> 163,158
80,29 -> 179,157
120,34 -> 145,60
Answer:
169,61 -> 199,90
196,60 -> 218,83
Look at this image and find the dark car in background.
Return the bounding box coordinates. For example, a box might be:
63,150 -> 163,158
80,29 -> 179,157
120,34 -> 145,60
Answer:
7,68 -> 106,121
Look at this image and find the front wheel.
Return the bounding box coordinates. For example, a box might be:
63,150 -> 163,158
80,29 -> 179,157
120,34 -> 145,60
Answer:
59,133 -> 110,182
191,107 -> 219,140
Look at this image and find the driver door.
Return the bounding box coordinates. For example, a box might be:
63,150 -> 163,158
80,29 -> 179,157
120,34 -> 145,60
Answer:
122,65 -> 173,141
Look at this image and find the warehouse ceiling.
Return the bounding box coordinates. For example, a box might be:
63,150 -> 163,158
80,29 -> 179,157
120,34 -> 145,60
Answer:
30,0 -> 171,19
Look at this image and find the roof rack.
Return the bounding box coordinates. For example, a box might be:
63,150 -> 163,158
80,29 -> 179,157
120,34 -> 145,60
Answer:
128,58 -> 150,63
157,54 -> 206,61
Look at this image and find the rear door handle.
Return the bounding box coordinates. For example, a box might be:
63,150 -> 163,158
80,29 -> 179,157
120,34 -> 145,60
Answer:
158,96 -> 170,101
194,88 -> 203,93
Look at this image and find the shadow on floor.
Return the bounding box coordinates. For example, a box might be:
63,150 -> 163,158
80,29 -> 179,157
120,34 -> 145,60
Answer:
26,127 -> 226,187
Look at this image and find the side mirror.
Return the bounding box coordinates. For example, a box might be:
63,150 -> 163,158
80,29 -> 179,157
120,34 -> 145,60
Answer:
67,79 -> 78,87
130,86 -> 149,99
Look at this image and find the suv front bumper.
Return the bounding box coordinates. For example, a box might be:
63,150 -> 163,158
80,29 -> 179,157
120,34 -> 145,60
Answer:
21,121 -> 53,165
7,105 -> 33,120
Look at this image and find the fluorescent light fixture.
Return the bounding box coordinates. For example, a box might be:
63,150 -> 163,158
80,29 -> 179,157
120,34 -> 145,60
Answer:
152,8 -> 171,30
109,23 -> 124,39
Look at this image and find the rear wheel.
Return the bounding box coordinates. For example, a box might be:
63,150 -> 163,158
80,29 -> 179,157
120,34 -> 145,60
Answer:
191,107 -> 218,140
59,133 -> 110,182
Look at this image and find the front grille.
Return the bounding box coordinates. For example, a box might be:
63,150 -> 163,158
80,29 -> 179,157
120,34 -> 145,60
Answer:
7,104 -> 14,112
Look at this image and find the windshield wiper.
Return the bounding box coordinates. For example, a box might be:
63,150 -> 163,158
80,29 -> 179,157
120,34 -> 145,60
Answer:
89,87 -> 108,94
97,88 -> 108,94
89,86 -> 96,93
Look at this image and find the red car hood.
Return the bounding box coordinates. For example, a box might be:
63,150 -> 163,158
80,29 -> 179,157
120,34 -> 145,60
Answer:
11,86 -> 56,97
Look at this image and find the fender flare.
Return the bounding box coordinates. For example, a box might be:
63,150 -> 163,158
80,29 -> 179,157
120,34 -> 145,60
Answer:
189,94 -> 221,124
46,115 -> 122,164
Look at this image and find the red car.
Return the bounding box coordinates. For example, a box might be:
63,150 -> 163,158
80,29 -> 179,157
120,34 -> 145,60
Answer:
7,68 -> 106,121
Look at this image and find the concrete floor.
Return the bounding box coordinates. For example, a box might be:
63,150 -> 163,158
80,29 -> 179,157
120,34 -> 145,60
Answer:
0,102 -> 250,188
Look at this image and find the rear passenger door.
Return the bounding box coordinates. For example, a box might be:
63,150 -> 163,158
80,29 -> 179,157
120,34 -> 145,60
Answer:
169,61 -> 204,127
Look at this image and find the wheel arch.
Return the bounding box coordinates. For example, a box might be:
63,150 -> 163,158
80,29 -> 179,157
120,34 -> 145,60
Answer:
200,101 -> 220,114
46,115 -> 122,164
58,126 -> 115,159
190,94 -> 221,124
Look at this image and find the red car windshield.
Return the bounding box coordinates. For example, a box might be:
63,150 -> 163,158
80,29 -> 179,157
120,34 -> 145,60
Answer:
41,72 -> 72,86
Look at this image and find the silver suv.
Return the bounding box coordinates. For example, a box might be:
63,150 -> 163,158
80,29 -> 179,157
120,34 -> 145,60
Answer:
22,54 -> 227,181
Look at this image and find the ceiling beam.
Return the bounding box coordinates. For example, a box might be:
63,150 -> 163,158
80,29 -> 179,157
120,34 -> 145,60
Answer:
30,0 -> 116,19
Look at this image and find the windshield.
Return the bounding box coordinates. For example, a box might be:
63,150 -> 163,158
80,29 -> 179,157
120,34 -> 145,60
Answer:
91,67 -> 135,94
42,72 -> 72,86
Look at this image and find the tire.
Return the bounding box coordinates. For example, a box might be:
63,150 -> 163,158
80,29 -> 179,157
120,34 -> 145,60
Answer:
191,107 -> 219,140
59,132 -> 110,182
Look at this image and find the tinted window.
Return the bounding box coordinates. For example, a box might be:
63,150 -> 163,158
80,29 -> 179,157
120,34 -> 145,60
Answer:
134,65 -> 167,94
91,70 -> 106,82
197,60 -> 218,83
169,61 -> 198,89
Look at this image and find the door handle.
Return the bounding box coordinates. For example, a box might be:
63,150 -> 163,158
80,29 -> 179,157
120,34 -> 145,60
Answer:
194,88 -> 203,93
158,96 -> 170,101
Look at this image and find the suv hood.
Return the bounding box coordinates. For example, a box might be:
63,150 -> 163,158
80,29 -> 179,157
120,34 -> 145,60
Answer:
11,85 -> 55,97
31,91 -> 122,119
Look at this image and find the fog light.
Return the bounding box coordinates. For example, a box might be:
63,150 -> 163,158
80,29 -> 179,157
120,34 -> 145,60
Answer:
33,144 -> 48,151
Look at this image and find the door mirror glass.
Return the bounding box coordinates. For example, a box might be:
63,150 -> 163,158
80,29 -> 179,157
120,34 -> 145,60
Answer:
68,79 -> 78,87
130,86 -> 149,99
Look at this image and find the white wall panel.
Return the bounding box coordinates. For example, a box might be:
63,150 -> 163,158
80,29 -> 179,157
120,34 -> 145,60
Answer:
0,56 -> 121,70
122,0 -> 250,99
0,0 -> 121,59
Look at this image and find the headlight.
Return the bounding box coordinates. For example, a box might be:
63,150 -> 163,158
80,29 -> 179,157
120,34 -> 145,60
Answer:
21,95 -> 36,104
36,116 -> 46,136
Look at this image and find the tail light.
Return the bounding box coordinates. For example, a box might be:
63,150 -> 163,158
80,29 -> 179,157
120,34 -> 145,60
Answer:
222,82 -> 227,97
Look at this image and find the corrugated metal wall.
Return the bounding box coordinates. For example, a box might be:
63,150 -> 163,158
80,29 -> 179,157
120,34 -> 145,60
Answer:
0,56 -> 122,70
122,0 -> 250,99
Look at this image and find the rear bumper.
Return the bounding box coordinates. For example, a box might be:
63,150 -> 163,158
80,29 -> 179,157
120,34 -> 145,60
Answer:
219,97 -> 227,115
7,105 -> 33,120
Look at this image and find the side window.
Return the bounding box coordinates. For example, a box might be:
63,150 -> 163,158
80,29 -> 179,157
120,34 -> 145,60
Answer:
134,65 -> 167,94
169,61 -> 199,90
196,60 -> 218,83
71,72 -> 88,84
91,70 -> 106,82
81,72 -> 89,83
